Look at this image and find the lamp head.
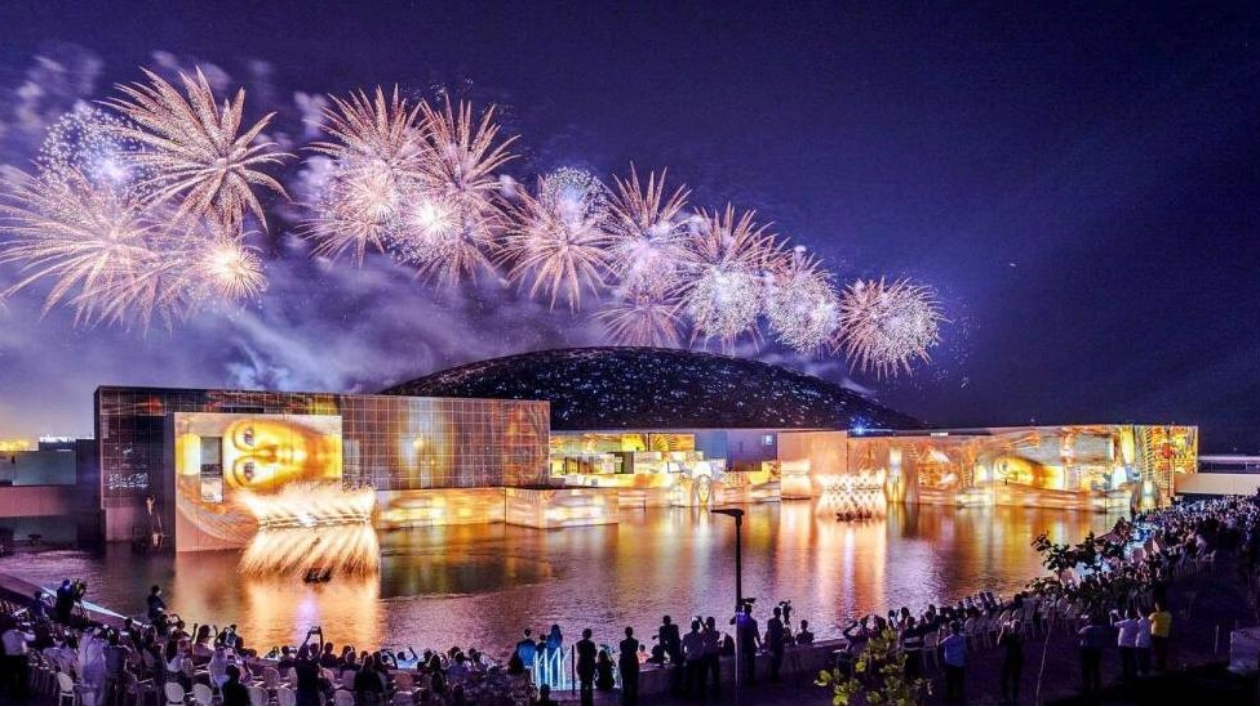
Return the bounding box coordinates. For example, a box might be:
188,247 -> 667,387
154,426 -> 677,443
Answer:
710,508 -> 745,520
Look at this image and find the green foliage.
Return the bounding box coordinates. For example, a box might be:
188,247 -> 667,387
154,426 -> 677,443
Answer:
816,627 -> 930,706
1027,522 -> 1136,614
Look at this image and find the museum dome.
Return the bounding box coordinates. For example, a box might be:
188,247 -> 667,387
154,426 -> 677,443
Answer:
383,347 -> 922,431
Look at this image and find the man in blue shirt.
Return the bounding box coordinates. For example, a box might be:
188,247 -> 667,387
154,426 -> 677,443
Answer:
515,628 -> 537,670
939,621 -> 967,704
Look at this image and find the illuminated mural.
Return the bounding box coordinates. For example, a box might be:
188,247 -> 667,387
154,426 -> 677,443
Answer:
779,425 -> 1197,512
95,386 -> 551,548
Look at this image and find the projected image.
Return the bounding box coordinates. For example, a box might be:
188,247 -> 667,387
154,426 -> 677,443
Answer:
173,413 -> 346,550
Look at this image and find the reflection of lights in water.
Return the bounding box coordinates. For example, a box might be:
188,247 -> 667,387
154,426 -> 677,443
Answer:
239,524 -> 381,576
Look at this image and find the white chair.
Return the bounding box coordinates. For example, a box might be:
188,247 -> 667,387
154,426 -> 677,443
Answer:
334,689 -> 356,705
191,683 -> 214,705
247,685 -> 270,706
164,681 -> 187,705
57,672 -> 77,706
262,667 -> 281,689
275,686 -> 298,706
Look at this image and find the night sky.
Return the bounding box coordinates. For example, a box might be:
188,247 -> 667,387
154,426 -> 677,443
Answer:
0,2 -> 1257,451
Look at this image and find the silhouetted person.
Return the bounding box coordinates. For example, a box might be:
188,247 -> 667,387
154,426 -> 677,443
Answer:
595,650 -> 615,692
998,620 -> 1024,704
734,603 -> 761,687
702,616 -> 722,696
221,665 -> 250,706
147,585 -> 166,622
1078,614 -> 1105,694
576,628 -> 597,706
658,615 -> 683,694
619,627 -> 641,705
681,618 -> 707,699
767,606 -> 786,683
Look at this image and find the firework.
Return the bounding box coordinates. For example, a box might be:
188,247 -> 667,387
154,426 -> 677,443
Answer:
833,278 -> 943,377
0,169 -> 170,326
104,67 -> 290,229
597,282 -> 685,347
308,87 -> 425,172
766,249 -> 840,353
606,166 -> 690,291
412,98 -> 517,283
679,205 -> 779,346
304,87 -> 425,263
196,237 -> 266,302
504,168 -> 613,310
305,156 -> 405,263
304,95 -> 515,283
38,105 -> 144,190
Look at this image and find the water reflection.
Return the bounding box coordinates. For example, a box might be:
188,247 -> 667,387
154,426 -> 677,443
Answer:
0,503 -> 1114,654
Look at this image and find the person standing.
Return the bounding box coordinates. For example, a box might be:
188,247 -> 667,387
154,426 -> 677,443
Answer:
657,615 -> 682,694
766,606 -> 786,683
1077,614 -> 1106,695
1,617 -> 32,704
734,603 -> 761,687
681,619 -> 706,699
515,629 -> 538,672
940,621 -> 967,704
1150,602 -> 1172,672
1136,610 -> 1153,676
702,616 -> 722,698
543,624 -> 563,688
103,630 -> 133,705
998,620 -> 1024,704
575,628 -> 597,706
55,579 -> 75,624
618,627 -> 641,706
1112,608 -> 1139,682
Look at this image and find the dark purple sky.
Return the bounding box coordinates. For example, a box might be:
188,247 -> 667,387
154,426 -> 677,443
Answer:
1,2 -> 1257,451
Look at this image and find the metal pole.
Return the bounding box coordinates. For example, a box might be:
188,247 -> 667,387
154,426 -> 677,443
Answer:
735,514 -> 744,612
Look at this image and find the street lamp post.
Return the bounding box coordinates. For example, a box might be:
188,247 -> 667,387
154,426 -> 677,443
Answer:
711,507 -> 746,693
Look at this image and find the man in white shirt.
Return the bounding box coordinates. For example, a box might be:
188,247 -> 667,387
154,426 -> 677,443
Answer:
1135,612 -> 1153,676
2,618 -> 34,703
1111,608 -> 1140,682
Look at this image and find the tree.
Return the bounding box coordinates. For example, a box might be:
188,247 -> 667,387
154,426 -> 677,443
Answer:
816,627 -> 930,705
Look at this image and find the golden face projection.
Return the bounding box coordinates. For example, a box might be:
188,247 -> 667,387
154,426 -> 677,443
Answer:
221,418 -> 342,491
173,413 -> 345,550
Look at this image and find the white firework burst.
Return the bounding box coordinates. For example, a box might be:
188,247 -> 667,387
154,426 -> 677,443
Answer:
503,168 -> 613,310
766,249 -> 839,353
606,166 -> 690,291
104,67 -> 291,229
597,282 -> 685,348
678,205 -> 779,346
833,278 -> 943,378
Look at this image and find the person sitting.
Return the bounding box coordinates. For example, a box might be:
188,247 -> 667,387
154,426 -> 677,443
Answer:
147,585 -> 167,623
208,645 -> 231,689
796,620 -> 815,645
507,652 -> 526,676
595,649 -> 616,691
354,654 -> 386,705
221,664 -> 251,706
319,641 -> 341,669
